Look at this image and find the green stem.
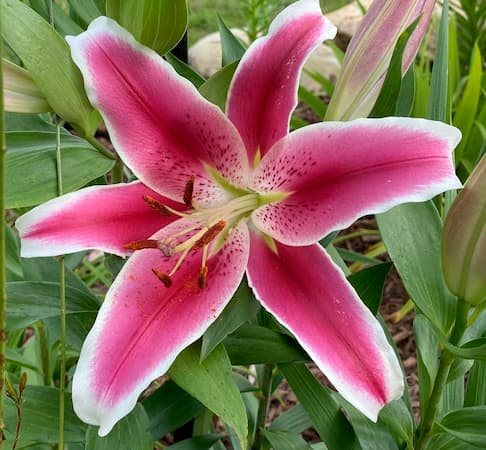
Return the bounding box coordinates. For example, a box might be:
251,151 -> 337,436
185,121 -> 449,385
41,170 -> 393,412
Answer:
251,364 -> 274,450
53,115 -> 66,448
84,133 -> 116,160
0,10 -> 6,446
37,321 -> 51,386
111,159 -> 124,184
333,229 -> 380,244
416,299 -> 469,449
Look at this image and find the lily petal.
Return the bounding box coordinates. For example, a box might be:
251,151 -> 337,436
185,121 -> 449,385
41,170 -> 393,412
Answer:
226,0 -> 336,163
16,181 -> 183,257
67,17 -> 249,207
251,117 -> 461,245
72,219 -> 249,436
247,232 -> 404,421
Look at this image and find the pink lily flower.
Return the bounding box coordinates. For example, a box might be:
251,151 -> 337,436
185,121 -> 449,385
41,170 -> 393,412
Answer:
16,0 -> 461,436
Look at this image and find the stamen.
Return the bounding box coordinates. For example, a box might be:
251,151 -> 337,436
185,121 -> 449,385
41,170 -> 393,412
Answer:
152,269 -> 172,287
198,266 -> 208,289
143,195 -> 173,216
183,177 -> 195,207
124,239 -> 159,251
191,220 -> 226,251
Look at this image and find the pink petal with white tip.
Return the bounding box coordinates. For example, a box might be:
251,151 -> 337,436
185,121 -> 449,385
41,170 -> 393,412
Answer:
247,233 -> 404,421
15,181 -> 184,257
66,17 -> 249,207
251,117 -> 461,245
226,0 -> 336,163
72,219 -> 249,436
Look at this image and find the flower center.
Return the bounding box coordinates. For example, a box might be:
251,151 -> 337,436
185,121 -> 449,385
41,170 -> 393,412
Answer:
124,180 -> 268,289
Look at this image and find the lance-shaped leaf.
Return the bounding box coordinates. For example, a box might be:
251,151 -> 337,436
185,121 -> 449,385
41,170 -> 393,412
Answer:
325,0 -> 435,121
3,58 -> 51,113
106,0 -> 188,55
442,155 -> 486,305
2,0 -> 95,133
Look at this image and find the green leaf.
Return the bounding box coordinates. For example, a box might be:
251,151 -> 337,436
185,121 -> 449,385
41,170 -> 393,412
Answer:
427,0 -> 449,122
217,15 -> 246,66
142,380 -> 204,439
414,314 -> 440,412
6,281 -> 99,349
28,0 -> 83,36
378,400 -> 415,449
465,360 -> 486,406
425,432 -> 482,450
437,406 -> 486,447
224,324 -> 307,365
5,112 -> 55,132
370,18 -> 419,118
169,434 -> 224,450
338,397 -> 399,450
166,52 -> 205,88
270,404 -> 312,434
280,364 -> 357,450
201,278 -> 260,361
395,67 -> 415,117
347,263 -> 392,315
169,343 -> 247,449
86,404 -> 153,449
5,131 -> 114,208
106,0 -> 188,55
298,86 -> 327,118
454,42 -> 483,166
2,0 -> 95,133
262,430 -> 311,450
3,385 -> 86,446
69,0 -> 103,26
199,61 -> 239,111
377,202 -> 456,332
336,248 -> 382,265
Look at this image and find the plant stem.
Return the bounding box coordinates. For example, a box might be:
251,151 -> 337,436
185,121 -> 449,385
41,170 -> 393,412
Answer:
251,364 -> 274,450
0,9 -> 7,446
416,300 -> 469,449
332,228 -> 380,244
55,117 -> 66,449
111,158 -> 124,184
84,133 -> 116,160
37,321 -> 51,386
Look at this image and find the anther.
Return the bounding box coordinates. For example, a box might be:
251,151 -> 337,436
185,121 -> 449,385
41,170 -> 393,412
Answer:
191,220 -> 226,251
143,195 -> 172,216
152,269 -> 172,287
198,266 -> 208,289
183,177 -> 195,207
124,239 -> 159,251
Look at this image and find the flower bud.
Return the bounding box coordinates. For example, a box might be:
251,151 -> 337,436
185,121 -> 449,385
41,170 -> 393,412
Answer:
442,156 -> 486,304
3,58 -> 51,113
325,0 -> 435,121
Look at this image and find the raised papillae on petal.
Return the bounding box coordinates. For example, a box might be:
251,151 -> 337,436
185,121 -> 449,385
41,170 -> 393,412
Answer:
251,117 -> 462,245
247,233 -> 404,421
15,182 -> 184,257
66,17 -> 249,207
226,0 -> 336,163
72,220 -> 250,436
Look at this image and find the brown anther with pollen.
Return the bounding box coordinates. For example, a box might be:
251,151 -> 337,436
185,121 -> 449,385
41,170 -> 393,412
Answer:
183,177 -> 195,207
191,220 -> 226,251
124,239 -> 159,251
198,266 -> 208,289
143,195 -> 172,216
152,269 -> 173,287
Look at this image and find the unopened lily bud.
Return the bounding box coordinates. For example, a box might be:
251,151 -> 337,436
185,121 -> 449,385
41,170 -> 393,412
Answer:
442,156 -> 486,305
3,58 -> 51,113
325,0 -> 435,121
19,372 -> 28,394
